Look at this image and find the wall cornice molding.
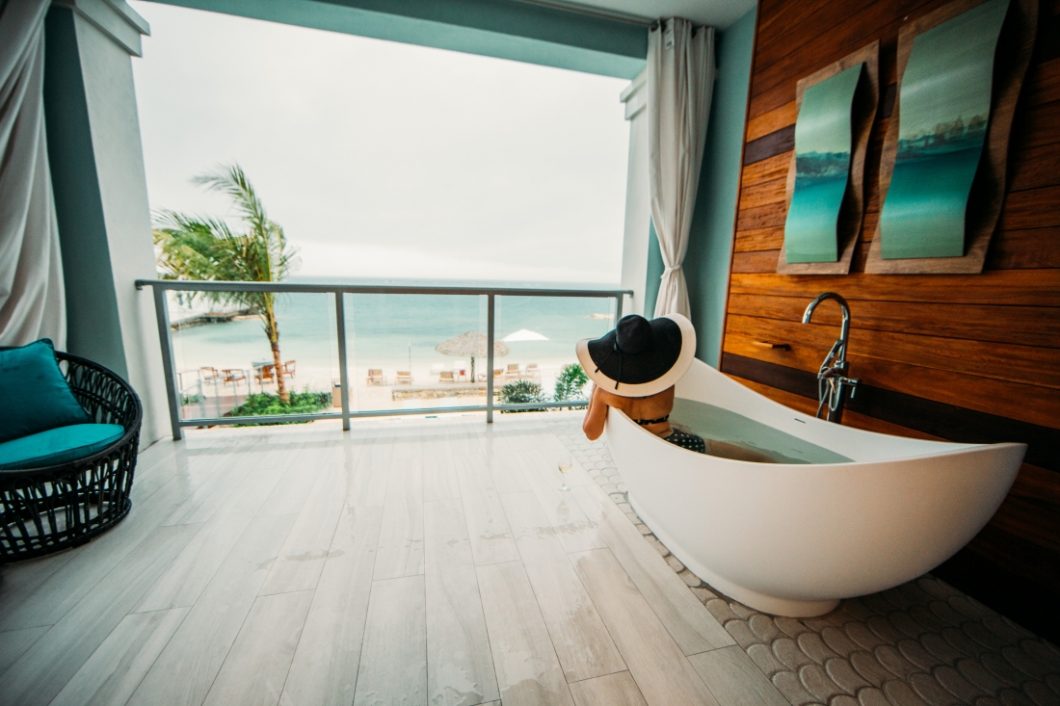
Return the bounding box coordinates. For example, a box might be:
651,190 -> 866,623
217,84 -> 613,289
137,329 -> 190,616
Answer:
52,0 -> 149,56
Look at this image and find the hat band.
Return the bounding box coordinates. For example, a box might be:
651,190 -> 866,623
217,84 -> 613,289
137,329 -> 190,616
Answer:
594,342 -> 625,391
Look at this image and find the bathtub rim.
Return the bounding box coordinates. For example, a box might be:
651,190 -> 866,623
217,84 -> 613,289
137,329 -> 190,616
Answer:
614,405 -> 1027,469
673,359 -> 1028,463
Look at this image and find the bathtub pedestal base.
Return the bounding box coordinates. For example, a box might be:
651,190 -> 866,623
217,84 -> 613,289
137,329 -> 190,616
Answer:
629,493 -> 841,618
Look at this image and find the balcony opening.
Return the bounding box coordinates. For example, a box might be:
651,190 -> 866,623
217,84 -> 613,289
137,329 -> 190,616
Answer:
129,2 -> 633,428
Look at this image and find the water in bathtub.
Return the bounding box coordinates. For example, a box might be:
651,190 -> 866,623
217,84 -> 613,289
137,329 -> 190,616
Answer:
670,398 -> 851,464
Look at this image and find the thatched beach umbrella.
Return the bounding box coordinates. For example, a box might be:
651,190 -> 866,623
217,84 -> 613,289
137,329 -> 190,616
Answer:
435,331 -> 509,382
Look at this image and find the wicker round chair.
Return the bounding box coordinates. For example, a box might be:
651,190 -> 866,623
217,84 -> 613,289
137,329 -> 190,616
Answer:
0,350 -> 142,561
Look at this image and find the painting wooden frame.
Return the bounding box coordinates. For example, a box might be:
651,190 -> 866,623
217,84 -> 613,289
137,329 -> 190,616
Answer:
777,42 -> 879,275
865,0 -> 1037,274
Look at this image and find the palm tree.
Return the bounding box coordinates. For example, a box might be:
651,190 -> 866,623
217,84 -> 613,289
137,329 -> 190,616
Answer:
154,164 -> 296,404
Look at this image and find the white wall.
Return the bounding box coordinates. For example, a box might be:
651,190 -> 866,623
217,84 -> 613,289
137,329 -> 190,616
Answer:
58,0 -> 168,445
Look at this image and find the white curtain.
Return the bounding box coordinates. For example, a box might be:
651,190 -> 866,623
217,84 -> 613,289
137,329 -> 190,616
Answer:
649,18 -> 715,318
0,0 -> 66,348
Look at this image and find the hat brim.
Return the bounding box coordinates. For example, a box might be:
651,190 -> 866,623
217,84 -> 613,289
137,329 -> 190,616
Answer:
576,313 -> 696,398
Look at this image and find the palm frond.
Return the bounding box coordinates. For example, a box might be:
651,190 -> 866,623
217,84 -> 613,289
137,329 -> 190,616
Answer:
194,164 -> 270,242
156,163 -> 297,403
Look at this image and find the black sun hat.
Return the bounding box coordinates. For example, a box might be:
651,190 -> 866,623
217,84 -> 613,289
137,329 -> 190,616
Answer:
575,313 -> 696,398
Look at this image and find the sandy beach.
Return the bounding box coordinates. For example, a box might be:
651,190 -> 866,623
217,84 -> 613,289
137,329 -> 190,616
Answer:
178,359 -> 578,419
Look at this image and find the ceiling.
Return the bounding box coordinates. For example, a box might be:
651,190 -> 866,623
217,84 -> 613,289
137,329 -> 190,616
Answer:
538,0 -> 758,29
143,0 -> 755,78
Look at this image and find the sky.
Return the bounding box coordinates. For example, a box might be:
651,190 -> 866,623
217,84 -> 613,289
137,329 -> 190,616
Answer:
899,0 -> 1007,139
794,65 -> 860,156
129,2 -> 632,285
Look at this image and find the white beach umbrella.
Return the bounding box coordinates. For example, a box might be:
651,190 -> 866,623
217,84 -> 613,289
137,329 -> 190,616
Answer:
502,328 -> 549,342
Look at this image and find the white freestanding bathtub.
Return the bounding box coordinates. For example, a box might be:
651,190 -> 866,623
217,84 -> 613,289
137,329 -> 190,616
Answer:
605,359 -> 1026,617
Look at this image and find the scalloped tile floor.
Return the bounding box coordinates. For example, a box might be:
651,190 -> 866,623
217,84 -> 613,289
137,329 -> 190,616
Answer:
555,423 -> 1060,706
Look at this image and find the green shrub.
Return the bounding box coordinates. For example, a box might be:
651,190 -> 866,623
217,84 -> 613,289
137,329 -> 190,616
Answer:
499,379 -> 546,413
553,363 -> 589,402
227,390 -> 330,425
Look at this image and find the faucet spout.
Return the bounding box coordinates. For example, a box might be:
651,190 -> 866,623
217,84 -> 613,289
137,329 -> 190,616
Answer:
802,291 -> 851,352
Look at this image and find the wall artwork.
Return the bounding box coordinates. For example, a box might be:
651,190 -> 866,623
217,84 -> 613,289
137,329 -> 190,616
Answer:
778,43 -> 878,275
784,67 -> 861,263
867,0 -> 1037,274
881,0 -> 1007,260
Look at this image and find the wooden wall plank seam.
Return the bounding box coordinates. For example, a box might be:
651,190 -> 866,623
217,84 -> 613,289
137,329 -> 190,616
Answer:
744,126 -> 793,165
727,269 -> 1060,306
726,313 -> 1060,390
725,292 -> 1060,347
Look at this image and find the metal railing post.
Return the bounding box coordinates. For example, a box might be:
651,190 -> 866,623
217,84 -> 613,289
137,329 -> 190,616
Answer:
615,293 -> 624,322
335,292 -> 351,431
150,287 -> 183,441
486,294 -> 496,424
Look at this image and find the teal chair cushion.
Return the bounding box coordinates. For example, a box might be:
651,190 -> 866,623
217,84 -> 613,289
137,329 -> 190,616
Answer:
0,339 -> 90,443
0,423 -> 124,470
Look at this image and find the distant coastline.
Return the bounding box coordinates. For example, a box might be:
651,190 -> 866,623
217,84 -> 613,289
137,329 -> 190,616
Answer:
170,309 -> 254,330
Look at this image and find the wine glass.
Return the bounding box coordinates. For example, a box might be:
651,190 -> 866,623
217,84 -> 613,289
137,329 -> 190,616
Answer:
557,457 -> 573,491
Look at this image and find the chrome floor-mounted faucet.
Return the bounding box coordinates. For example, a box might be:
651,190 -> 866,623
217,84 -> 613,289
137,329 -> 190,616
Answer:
802,292 -> 859,423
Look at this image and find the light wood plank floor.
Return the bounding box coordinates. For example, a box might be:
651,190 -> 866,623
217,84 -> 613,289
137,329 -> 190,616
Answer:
0,414 -> 769,706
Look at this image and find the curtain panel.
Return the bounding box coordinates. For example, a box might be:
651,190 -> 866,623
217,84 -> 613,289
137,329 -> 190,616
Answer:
0,0 -> 66,348
648,18 -> 715,318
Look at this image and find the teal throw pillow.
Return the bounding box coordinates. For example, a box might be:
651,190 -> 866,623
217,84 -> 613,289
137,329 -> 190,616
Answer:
0,339 -> 90,443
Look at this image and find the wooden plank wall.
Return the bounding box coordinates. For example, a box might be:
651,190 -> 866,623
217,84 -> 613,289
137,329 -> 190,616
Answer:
721,0 -> 1060,640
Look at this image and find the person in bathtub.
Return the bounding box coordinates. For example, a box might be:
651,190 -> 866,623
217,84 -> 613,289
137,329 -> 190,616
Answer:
577,313 -> 775,462
577,312 -> 707,452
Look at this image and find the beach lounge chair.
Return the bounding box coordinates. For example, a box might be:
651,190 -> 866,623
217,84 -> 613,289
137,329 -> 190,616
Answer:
396,370 -> 412,385
504,363 -> 522,381
439,370 -> 456,383
281,360 -> 296,378
526,362 -> 540,379
199,366 -> 219,384
254,363 -> 276,385
222,368 -> 245,386
367,368 -> 384,385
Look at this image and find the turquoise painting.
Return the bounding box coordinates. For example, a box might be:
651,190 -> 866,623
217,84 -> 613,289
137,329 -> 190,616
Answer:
880,0 -> 1009,260
784,65 -> 863,264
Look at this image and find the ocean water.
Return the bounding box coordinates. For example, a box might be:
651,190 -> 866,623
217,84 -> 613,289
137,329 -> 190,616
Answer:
670,398 -> 851,464
169,277 -> 619,393
784,173 -> 848,263
880,146 -> 982,259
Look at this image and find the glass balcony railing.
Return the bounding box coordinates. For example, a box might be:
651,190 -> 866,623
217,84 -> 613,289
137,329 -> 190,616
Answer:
136,279 -> 631,439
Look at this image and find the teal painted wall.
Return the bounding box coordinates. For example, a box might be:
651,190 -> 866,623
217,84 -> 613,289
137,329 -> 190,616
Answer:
686,8 -> 756,366
43,8 -> 129,377
645,8 -> 756,364
153,0 -> 647,78
643,221 -> 663,316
